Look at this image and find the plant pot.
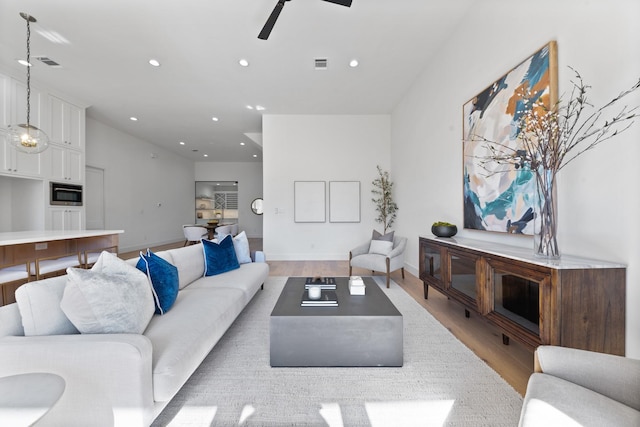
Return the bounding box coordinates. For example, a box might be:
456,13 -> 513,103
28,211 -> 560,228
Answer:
431,225 -> 457,237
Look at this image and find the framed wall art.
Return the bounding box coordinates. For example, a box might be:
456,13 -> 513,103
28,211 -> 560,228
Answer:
329,181 -> 360,223
462,41 -> 558,234
294,181 -> 326,223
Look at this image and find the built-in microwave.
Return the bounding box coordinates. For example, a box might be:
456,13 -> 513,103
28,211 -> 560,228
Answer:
50,182 -> 83,206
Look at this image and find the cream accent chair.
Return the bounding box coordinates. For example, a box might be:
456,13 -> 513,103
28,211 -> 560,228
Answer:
519,345 -> 640,426
0,262 -> 29,306
81,245 -> 119,269
183,225 -> 207,246
29,253 -> 82,281
349,236 -> 407,288
214,224 -> 234,240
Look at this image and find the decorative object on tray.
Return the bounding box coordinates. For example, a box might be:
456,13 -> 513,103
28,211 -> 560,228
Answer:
305,276 -> 336,285
465,41 -> 640,259
348,276 -> 365,295
431,222 -> 458,238
301,289 -> 338,307
307,286 -> 321,300
371,165 -> 398,233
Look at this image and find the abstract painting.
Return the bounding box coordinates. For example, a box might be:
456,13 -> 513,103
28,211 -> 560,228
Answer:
462,41 -> 557,234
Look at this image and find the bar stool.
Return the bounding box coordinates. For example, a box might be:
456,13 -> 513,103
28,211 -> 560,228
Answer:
0,262 -> 29,306
29,253 -> 82,281
80,246 -> 119,269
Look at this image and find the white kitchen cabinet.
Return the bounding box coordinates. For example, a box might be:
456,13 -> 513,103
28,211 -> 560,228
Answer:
49,208 -> 83,231
49,96 -> 83,149
50,144 -> 83,182
0,74 -> 9,128
0,131 -> 43,178
11,79 -> 44,131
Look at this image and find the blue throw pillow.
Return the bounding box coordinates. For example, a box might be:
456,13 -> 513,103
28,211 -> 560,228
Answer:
202,235 -> 240,276
136,250 -> 179,315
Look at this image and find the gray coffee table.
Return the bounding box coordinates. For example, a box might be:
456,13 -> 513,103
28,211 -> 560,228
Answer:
270,277 -> 403,367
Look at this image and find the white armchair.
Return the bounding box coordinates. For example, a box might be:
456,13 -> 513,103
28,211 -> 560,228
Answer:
519,345 -> 640,427
213,224 -> 234,240
182,225 -> 207,246
349,236 -> 407,288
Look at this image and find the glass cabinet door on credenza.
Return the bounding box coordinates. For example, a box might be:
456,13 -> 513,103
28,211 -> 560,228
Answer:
485,257 -> 552,348
447,248 -> 481,314
418,240 -> 446,297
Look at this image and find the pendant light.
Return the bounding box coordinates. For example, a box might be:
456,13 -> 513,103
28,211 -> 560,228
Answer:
6,13 -> 50,154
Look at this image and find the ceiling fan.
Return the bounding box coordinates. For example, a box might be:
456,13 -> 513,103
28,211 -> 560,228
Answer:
258,0 -> 353,40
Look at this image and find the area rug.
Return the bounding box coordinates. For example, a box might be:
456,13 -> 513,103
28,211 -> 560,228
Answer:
152,277 -> 522,426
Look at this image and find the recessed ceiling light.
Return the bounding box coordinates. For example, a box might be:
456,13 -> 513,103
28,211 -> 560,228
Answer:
240,142 -> 245,146
130,117 -> 138,121
256,105 -> 265,111
349,59 -> 359,68
203,154 -> 209,158
212,117 -> 219,121
179,141 -> 185,145
253,154 -> 258,158
149,59 -> 161,67
17,59 -> 31,67
246,105 -> 254,110
239,59 -> 249,67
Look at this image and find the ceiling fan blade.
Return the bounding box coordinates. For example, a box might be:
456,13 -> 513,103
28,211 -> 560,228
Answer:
258,1 -> 287,40
322,0 -> 352,6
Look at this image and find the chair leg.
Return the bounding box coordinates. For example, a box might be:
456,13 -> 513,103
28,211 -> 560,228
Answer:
386,257 -> 391,288
184,240 -> 189,247
401,267 -> 405,279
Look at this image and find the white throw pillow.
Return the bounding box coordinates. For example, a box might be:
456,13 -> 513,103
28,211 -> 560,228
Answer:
369,239 -> 394,256
232,231 -> 252,264
15,275 -> 79,336
60,251 -> 155,334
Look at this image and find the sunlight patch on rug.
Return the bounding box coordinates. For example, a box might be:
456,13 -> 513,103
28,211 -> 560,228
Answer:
366,399 -> 455,427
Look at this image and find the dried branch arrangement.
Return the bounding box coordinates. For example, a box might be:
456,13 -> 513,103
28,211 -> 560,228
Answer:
477,67 -> 640,177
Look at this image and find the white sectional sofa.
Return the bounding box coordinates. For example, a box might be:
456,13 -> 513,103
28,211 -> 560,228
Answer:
0,242 -> 269,426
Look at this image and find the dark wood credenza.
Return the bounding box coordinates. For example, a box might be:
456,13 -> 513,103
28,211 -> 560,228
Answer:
419,236 -> 625,355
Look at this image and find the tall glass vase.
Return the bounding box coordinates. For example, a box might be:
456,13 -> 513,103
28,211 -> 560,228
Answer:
533,169 -> 560,259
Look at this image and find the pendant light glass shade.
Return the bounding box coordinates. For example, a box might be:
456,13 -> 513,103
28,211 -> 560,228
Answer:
7,12 -> 49,154
7,123 -> 50,154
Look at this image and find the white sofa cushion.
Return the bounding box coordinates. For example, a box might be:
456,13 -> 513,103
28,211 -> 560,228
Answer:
14,275 -> 79,336
232,231 -> 252,264
61,252 -> 155,334
166,244 -> 205,289
187,262 -> 269,304
0,303 -> 24,337
143,287 -> 246,402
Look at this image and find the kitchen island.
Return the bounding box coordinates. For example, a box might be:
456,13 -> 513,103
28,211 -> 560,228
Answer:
0,230 -> 123,305
0,230 -> 124,267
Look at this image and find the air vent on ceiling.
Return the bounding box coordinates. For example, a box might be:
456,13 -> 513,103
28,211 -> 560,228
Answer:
34,56 -> 61,67
314,58 -> 328,70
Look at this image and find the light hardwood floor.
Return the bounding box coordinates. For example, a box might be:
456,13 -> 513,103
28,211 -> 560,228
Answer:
121,239 -> 534,396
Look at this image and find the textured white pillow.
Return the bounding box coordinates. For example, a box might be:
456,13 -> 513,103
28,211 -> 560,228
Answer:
369,239 -> 394,256
60,251 -> 155,334
15,275 -> 79,336
232,231 -> 252,264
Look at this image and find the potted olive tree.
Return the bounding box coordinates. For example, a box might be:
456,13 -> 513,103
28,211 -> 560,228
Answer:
371,165 -> 398,233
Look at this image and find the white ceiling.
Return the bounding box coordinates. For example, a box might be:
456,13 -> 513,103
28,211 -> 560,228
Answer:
0,0 -> 474,162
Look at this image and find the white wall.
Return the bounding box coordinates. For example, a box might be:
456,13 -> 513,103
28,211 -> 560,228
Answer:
85,118 -> 195,252
194,162 -> 264,238
390,0 -> 640,356
263,115 -> 390,260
